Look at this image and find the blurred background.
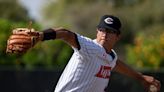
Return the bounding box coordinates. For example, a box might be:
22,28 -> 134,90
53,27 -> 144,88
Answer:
0,0 -> 163,92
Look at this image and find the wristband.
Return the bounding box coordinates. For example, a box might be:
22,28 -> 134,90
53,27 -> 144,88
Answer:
42,28 -> 56,41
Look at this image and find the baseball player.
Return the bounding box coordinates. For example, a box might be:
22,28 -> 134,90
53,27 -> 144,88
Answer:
6,15 -> 161,92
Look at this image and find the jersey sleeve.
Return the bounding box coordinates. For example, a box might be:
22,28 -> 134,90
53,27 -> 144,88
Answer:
72,34 -> 99,57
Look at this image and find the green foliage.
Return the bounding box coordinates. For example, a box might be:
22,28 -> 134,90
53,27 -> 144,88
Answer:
126,25 -> 164,70
0,0 -> 33,68
0,18 -> 72,70
0,19 -> 40,67
21,40 -> 72,69
0,0 -> 73,70
0,19 -> 14,66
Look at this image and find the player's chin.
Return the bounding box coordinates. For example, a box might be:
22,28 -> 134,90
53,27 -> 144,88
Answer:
99,40 -> 105,45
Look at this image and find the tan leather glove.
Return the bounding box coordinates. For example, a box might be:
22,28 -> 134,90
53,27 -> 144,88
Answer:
6,28 -> 43,54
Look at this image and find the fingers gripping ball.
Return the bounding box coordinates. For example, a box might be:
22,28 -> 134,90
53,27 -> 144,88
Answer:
149,85 -> 158,92
6,28 -> 43,54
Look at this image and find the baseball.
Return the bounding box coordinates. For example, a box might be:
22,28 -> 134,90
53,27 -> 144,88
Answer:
149,85 -> 157,92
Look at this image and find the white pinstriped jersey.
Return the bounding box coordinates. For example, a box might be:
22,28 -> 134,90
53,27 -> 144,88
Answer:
54,34 -> 118,92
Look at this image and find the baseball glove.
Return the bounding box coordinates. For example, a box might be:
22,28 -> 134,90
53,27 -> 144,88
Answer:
6,28 -> 43,54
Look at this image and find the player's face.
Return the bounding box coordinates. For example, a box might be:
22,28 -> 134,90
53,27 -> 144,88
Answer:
96,28 -> 120,48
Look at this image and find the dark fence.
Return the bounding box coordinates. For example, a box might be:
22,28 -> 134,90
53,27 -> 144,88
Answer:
0,68 -> 163,92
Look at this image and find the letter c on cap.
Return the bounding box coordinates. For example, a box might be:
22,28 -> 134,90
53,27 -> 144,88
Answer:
104,17 -> 113,24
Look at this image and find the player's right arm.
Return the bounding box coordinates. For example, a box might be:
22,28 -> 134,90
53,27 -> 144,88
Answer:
42,27 -> 99,57
42,28 -> 80,50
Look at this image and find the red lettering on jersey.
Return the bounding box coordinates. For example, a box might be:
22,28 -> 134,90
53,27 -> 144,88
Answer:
95,65 -> 111,79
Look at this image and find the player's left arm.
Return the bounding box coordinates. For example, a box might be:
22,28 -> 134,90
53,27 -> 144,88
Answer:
112,59 -> 161,92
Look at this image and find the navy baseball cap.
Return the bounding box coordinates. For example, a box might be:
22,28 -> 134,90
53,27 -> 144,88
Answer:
97,15 -> 122,34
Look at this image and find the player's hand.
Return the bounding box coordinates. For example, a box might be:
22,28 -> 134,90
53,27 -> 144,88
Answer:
141,75 -> 161,92
6,28 -> 43,54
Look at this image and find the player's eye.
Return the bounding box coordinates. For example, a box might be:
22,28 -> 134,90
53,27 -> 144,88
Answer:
98,28 -> 118,34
